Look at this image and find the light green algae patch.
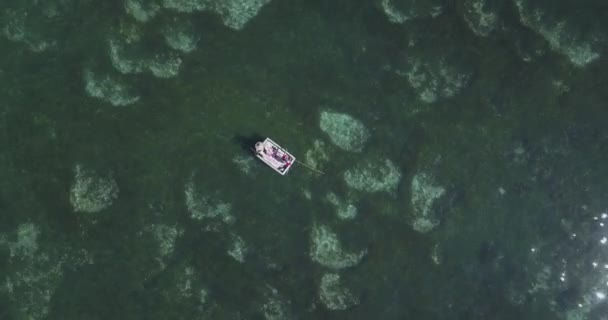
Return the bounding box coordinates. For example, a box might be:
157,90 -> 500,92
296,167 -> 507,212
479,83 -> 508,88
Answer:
319,273 -> 359,311
70,164 -> 119,213
410,172 -> 445,233
344,159 -> 401,194
184,175 -> 234,224
320,110 -> 370,152
310,224 -> 366,269
326,192 -> 358,220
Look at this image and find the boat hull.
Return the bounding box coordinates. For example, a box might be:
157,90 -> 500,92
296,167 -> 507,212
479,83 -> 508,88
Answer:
254,138 -> 296,175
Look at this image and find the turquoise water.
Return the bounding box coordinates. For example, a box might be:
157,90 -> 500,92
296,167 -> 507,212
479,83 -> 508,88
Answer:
1,0 -> 608,319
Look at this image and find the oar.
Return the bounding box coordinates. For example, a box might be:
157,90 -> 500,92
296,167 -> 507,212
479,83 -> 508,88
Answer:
295,160 -> 325,175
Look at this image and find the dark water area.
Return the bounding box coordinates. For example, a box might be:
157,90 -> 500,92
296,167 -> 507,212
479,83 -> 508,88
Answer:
1,0 -> 608,319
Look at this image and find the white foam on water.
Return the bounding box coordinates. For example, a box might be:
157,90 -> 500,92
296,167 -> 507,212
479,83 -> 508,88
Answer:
309,224 -> 366,269
410,172 -> 445,233
319,110 -> 370,152
83,69 -> 140,106
70,163 -> 119,213
343,159 -> 401,194
319,273 -> 359,311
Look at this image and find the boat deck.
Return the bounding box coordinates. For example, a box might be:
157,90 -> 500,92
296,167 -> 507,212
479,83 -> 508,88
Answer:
254,138 -> 296,175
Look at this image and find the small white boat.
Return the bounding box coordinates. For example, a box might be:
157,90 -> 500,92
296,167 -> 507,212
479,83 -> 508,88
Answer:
254,138 -> 296,175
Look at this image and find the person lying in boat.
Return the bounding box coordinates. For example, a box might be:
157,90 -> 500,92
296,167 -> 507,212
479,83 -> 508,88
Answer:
279,162 -> 290,172
278,155 -> 292,172
271,148 -> 287,161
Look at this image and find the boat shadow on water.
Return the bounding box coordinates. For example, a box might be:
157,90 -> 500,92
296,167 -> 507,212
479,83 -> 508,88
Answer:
232,133 -> 265,153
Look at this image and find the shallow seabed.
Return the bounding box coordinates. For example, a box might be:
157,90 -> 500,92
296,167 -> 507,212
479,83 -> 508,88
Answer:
1,0 -> 608,319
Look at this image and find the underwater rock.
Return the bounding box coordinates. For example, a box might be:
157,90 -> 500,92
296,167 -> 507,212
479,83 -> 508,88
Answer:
147,54 -> 182,78
410,172 -> 445,233
310,224 -> 366,269
176,265 -> 197,298
389,19 -> 476,105
430,243 -> 442,265
344,159 -> 401,194
83,69 -> 140,106
7,223 -> 40,259
319,273 -> 359,311
146,223 -> 182,269
462,0 -> 500,37
184,177 -> 234,223
214,0 -> 273,30
161,0 -> 205,12
514,0 -> 603,67
399,57 -> 472,103
0,224 -> 92,320
304,139 -> 330,171
319,110 -> 370,152
380,0 -> 445,23
227,233 -> 247,263
172,264 -> 211,310
302,189 -> 312,200
124,0 -> 161,22
2,9 -> 56,52
162,18 -> 200,53
108,38 -> 146,74
260,285 -> 291,320
162,0 -> 272,30
70,164 -> 119,213
108,38 -> 182,78
233,154 -> 256,175
326,192 -> 358,220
